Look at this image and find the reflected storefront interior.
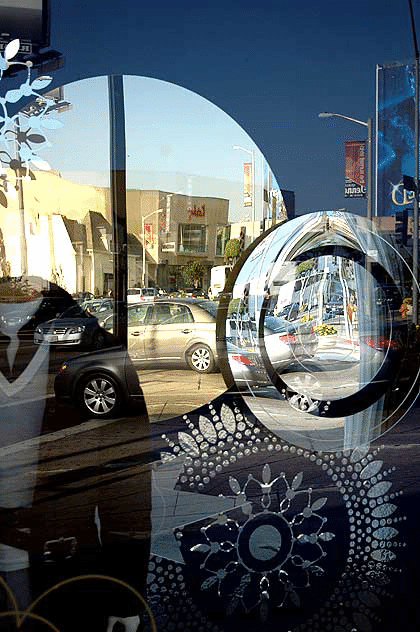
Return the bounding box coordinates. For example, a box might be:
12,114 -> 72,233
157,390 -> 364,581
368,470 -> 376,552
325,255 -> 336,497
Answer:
0,29 -> 420,632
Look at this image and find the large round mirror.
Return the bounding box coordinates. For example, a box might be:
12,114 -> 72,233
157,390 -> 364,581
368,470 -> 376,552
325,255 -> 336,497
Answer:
218,211 -> 419,452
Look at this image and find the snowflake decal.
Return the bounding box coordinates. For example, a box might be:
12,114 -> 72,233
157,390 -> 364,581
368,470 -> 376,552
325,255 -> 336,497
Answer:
156,397 -> 405,631
175,464 -> 335,620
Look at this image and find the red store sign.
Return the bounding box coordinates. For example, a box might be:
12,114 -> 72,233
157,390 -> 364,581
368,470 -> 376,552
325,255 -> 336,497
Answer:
188,204 -> 205,219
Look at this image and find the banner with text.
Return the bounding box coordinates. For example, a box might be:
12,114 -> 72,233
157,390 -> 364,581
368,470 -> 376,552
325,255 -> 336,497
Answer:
243,162 -> 253,207
377,62 -> 415,216
345,140 -> 366,198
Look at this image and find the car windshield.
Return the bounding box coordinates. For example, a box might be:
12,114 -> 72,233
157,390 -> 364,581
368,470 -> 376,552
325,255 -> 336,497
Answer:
59,305 -> 91,319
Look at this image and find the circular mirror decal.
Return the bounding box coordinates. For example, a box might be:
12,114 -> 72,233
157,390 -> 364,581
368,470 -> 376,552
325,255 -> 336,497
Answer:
218,211 -> 420,452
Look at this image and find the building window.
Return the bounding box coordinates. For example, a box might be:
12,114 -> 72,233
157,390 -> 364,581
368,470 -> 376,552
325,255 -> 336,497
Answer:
215,225 -> 231,257
178,224 -> 207,254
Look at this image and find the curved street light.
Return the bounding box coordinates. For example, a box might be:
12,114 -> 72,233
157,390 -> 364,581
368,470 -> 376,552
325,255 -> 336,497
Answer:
319,112 -> 373,221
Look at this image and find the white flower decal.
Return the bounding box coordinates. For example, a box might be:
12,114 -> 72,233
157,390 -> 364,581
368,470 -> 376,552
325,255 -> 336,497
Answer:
177,464 -> 334,620
157,399 -> 405,631
0,39 -> 63,207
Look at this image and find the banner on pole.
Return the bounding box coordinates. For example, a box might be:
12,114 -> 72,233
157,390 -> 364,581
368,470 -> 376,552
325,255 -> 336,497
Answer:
345,140 -> 366,198
377,62 -> 415,216
243,162 -> 253,207
144,223 -> 153,246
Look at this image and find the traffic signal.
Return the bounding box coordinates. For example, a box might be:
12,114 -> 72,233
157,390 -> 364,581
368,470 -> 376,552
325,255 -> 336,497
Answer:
395,209 -> 408,245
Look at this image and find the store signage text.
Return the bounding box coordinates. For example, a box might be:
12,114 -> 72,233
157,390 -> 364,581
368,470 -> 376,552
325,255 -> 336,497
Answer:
391,182 -> 415,206
188,205 -> 205,219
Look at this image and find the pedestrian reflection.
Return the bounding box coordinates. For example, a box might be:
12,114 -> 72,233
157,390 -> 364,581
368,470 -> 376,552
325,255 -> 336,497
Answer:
0,276 -> 152,632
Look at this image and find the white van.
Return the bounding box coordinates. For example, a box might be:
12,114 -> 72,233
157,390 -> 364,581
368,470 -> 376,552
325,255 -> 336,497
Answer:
127,287 -> 159,303
208,265 -> 232,300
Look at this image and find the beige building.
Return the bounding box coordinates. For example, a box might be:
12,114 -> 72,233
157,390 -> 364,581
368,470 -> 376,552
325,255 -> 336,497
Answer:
0,171 -> 230,294
126,190 -> 229,290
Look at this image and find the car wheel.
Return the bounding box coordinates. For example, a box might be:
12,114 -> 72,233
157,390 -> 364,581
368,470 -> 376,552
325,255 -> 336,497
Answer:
78,373 -> 121,418
186,344 -> 216,373
91,331 -> 106,350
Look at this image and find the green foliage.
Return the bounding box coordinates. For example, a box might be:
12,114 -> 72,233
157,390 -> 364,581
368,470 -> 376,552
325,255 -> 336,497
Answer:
300,314 -> 314,323
296,259 -> 314,276
181,260 -> 205,288
224,238 -> 241,264
314,324 -> 337,336
228,298 -> 241,316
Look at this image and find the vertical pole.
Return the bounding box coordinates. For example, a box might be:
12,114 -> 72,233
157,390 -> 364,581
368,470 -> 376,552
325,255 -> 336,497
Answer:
413,56 -> 419,324
108,75 -> 128,347
15,117 -> 28,276
17,170 -> 27,276
142,216 -> 146,287
408,0 -> 419,324
367,117 -> 373,222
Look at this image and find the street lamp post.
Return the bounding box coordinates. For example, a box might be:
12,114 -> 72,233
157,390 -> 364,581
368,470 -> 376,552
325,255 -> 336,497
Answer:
318,112 -> 373,220
408,0 -> 419,324
233,145 -> 256,225
142,209 -> 162,287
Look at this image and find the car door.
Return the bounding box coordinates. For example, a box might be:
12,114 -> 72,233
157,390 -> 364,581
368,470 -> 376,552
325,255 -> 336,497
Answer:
143,302 -> 195,362
126,304 -> 149,359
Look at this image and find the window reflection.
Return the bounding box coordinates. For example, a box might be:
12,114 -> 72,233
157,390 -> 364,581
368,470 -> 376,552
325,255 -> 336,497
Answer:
0,59 -> 417,631
220,211 -> 419,452
1,74 -> 286,420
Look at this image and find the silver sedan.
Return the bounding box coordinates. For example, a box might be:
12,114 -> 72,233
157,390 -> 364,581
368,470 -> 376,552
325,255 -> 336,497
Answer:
102,300 -> 218,373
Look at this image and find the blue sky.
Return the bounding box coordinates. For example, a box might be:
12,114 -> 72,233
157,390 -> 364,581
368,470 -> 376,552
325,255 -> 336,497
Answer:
10,0 -> 420,215
38,75 -> 274,221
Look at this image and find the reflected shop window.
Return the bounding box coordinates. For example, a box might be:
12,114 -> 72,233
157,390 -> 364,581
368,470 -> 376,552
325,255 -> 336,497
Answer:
1,44 -> 420,632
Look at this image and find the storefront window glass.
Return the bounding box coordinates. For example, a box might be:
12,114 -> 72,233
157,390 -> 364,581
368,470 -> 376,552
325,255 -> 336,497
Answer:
1,12 -> 419,632
216,224 -> 231,256
177,223 -> 207,254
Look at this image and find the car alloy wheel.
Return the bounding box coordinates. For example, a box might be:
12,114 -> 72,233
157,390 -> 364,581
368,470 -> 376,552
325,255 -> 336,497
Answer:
187,344 -> 215,373
80,373 -> 120,417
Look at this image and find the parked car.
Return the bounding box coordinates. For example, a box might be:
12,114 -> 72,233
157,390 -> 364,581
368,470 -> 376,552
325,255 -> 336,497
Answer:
176,287 -> 206,298
226,316 -> 317,387
277,302 -> 300,321
127,287 -> 159,303
102,299 -> 218,373
226,335 -> 270,388
264,315 -> 318,370
325,295 -> 344,316
34,304 -> 108,349
73,291 -> 94,304
82,298 -> 114,314
54,346 -> 146,418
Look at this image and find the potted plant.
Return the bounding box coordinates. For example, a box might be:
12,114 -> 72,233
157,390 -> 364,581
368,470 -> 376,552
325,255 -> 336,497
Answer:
314,323 -> 338,347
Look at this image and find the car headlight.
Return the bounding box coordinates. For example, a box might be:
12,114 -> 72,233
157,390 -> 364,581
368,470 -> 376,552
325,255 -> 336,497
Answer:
35,326 -> 43,334
68,325 -> 85,334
